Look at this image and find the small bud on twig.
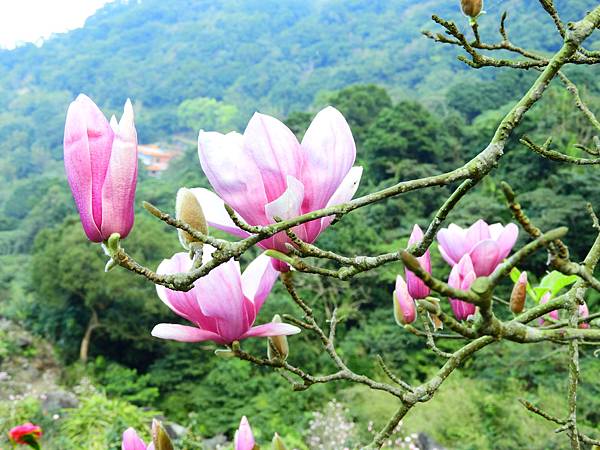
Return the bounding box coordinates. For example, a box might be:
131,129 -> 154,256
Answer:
268,314 -> 290,360
176,187 -> 208,250
272,433 -> 288,450
510,271 -> 527,313
461,0 -> 483,18
152,419 -> 174,450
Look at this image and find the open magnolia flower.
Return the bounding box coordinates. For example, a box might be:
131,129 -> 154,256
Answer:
152,248 -> 300,344
437,219 -> 518,276
194,106 -> 362,269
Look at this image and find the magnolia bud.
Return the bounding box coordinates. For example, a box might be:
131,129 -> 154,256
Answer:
152,419 -> 174,450
176,187 -> 208,250
461,0 -> 483,18
393,276 -> 416,325
510,271 -> 527,314
272,433 -> 288,450
267,314 -> 289,360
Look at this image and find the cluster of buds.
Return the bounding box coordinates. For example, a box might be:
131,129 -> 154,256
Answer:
396,220 -> 519,324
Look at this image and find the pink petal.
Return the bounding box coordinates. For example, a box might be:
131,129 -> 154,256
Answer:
151,324 -> 225,344
469,240 -> 500,276
156,253 -> 219,332
189,188 -> 251,238
241,322 -> 301,339
264,175 -> 307,250
437,225 -> 467,265
198,130 -> 269,227
234,416 -> 255,450
243,112 -> 303,202
494,223 -> 519,260
122,428 -> 147,450
466,219 -> 490,245
241,253 -> 279,312
64,95 -> 110,242
101,99 -> 138,239
449,299 -> 476,321
316,166 -> 363,240
265,176 -> 305,222
300,106 -> 356,216
195,258 -> 247,342
406,224 -> 431,299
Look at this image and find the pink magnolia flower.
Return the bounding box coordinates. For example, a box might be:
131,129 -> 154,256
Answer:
122,428 -> 154,450
437,220 -> 518,276
234,416 -> 255,450
64,94 -> 138,242
393,275 -> 417,325
8,423 -> 42,446
151,248 -> 301,344
579,302 -> 590,329
447,254 -> 477,321
405,224 -> 431,299
194,107 -> 362,269
538,292 -> 559,325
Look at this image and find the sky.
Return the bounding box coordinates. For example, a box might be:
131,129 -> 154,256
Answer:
0,0 -> 113,49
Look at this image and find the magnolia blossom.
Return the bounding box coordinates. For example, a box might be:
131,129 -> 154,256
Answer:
152,248 -> 300,344
122,428 -> 154,450
64,94 -> 138,242
538,292 -> 559,325
234,416 -> 255,450
8,423 -> 42,446
437,219 -> 518,276
194,107 -> 362,269
405,224 -> 431,299
447,254 -> 477,321
393,275 -> 417,325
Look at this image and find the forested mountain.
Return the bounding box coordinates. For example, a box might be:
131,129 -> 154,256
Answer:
1,1 -> 599,449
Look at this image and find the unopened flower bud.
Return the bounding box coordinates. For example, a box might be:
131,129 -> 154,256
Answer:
267,314 -> 289,360
152,419 -> 174,450
393,276 -> 416,325
510,271 -> 527,313
176,187 -> 208,250
272,433 -> 288,450
461,0 -> 483,18
405,224 -> 431,299
579,302 -> 590,329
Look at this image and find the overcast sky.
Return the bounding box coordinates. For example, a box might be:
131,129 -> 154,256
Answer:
0,0 -> 112,49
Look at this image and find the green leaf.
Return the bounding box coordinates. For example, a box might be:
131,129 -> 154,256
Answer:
537,271 -> 578,301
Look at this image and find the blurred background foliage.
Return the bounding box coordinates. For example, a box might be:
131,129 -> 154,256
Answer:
0,0 -> 599,448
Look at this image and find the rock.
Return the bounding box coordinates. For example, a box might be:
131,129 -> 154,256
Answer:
165,422 -> 187,440
202,433 -> 227,450
417,432 -> 447,450
41,390 -> 79,413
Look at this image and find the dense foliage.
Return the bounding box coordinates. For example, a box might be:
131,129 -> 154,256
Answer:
0,1 -> 599,449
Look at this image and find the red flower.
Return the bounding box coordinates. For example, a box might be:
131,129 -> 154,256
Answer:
8,423 -> 42,447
